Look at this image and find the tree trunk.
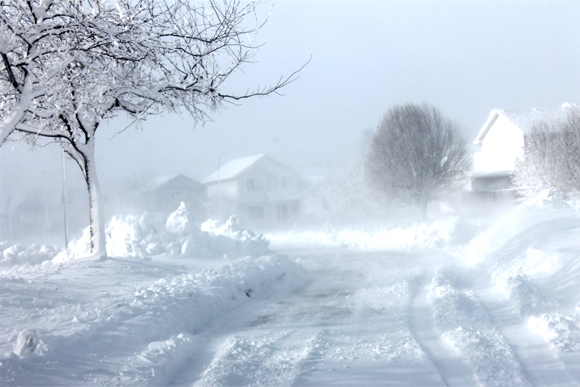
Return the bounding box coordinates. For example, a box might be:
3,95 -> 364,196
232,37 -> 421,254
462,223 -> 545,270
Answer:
83,138 -> 106,259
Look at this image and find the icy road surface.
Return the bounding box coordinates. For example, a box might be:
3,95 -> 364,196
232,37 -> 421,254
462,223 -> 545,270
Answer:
2,209 -> 580,386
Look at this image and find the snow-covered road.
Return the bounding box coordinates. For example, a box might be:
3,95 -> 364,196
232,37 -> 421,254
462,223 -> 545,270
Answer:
173,246 -> 580,387
2,206 -> 580,386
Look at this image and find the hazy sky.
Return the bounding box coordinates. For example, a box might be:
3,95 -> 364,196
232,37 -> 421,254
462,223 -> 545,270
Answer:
1,0 -> 579,202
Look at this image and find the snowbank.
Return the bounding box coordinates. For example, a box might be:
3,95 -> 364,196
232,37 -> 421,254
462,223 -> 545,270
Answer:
0,254 -> 304,386
464,201 -> 580,354
464,200 -> 579,265
1,204 -> 270,267
0,242 -> 61,267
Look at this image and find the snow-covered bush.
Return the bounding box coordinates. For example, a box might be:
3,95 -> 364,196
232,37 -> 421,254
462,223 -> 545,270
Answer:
55,204 -> 270,261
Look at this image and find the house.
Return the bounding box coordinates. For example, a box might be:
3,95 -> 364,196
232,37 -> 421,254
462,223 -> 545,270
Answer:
471,102 -> 577,198
145,174 -> 207,218
202,155 -> 308,227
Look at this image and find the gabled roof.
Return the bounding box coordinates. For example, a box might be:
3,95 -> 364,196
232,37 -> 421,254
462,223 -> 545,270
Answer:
146,174 -> 201,192
202,154 -> 266,184
474,102 -> 578,145
202,154 -> 303,184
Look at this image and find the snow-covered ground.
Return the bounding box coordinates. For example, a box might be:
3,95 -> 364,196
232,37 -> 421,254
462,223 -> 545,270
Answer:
2,202 -> 580,386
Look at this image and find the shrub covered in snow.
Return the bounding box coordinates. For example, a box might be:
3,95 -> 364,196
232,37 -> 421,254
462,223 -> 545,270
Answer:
53,203 -> 270,261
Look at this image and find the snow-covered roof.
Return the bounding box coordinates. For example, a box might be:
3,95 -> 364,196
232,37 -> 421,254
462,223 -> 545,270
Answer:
474,102 -> 578,144
146,174 -> 200,192
202,154 -> 265,184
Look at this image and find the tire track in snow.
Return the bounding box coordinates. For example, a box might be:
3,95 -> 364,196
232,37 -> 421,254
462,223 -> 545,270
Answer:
191,329 -> 325,387
408,275 -> 477,387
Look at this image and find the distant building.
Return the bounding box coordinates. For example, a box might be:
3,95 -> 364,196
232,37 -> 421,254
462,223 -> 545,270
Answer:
471,102 -> 577,198
145,174 -> 206,218
202,155 -> 308,227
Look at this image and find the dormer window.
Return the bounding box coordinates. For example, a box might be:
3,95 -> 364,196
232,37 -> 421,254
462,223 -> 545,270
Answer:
247,178 -> 264,192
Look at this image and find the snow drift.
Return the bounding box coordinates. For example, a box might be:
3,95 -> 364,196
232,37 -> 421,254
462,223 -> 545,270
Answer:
0,254 -> 304,386
265,218 -> 458,251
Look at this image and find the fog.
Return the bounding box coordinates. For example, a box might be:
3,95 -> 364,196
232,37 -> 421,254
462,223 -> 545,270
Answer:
1,0 -> 579,243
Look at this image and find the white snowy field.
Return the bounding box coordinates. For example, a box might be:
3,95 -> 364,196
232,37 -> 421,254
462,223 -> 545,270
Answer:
2,202 -> 580,386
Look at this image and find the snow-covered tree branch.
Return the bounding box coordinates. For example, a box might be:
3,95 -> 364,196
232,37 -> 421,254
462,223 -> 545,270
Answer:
514,106 -> 580,199
1,0 -> 302,258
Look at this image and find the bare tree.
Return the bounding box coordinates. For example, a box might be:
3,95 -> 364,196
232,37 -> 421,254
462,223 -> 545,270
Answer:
514,107 -> 580,199
364,103 -> 471,219
0,0 -> 302,258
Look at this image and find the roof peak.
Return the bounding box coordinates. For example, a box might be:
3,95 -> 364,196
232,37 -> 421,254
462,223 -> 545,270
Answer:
201,154 -> 268,184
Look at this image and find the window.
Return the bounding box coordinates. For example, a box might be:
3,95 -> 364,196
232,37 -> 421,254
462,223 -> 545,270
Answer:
246,178 -> 264,192
247,205 -> 264,219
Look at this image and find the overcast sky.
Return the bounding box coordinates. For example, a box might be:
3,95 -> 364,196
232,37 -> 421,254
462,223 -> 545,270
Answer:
1,0 -> 579,202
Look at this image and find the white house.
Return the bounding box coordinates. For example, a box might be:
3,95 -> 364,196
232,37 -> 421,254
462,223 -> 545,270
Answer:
471,102 -> 576,196
202,155 -> 308,227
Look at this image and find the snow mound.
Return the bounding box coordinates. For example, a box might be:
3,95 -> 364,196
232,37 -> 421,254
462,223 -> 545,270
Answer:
0,242 -> 61,267
166,202 -> 197,235
105,212 -> 169,258
505,273 -> 556,317
265,218 -> 457,251
12,330 -> 46,358
464,203 -> 580,353
56,204 -> 270,261
201,216 -> 270,257
464,203 -> 579,265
